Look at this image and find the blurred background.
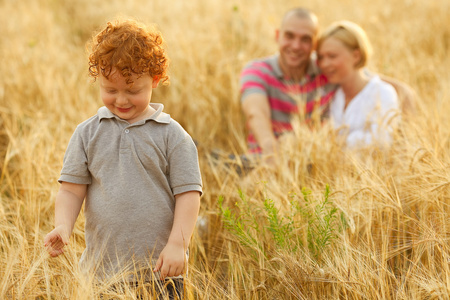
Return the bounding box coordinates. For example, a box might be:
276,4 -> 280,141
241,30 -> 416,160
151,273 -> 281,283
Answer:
0,0 -> 449,298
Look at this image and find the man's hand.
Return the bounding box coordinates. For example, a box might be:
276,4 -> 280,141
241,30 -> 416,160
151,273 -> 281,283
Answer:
44,225 -> 70,257
397,84 -> 417,115
379,75 -> 416,115
153,242 -> 186,280
242,94 -> 278,155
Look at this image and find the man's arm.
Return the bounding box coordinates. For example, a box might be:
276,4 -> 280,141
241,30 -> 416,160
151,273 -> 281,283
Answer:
379,74 -> 416,115
153,191 -> 201,280
44,182 -> 86,257
242,94 -> 278,161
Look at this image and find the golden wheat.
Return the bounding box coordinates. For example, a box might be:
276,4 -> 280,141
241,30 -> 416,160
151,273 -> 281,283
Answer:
0,0 -> 449,299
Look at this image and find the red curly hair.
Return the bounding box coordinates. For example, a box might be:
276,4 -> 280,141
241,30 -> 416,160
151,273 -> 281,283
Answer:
88,18 -> 169,85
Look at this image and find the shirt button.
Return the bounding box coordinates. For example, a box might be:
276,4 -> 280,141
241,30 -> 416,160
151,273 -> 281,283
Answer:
124,129 -> 130,133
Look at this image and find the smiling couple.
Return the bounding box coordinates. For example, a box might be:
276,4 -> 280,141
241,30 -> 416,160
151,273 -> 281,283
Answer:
240,8 -> 413,167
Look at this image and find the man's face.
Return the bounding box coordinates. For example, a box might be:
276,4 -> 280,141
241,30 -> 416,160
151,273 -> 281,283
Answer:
276,15 -> 317,73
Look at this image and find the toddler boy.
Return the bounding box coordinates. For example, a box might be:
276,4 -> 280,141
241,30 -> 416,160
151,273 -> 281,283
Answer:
44,18 -> 202,298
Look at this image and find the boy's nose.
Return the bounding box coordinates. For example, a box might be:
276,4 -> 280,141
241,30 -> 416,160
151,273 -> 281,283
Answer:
116,94 -> 128,105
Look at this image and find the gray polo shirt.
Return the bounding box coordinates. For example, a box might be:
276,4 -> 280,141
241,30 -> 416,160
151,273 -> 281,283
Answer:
59,103 -> 202,280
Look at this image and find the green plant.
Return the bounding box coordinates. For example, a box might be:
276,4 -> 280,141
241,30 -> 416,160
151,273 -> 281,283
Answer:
263,196 -> 295,250
218,190 -> 266,260
218,185 -> 347,260
298,185 -> 347,259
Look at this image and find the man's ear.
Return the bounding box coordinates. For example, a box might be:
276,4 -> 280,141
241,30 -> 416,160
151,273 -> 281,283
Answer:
275,29 -> 280,42
152,76 -> 161,88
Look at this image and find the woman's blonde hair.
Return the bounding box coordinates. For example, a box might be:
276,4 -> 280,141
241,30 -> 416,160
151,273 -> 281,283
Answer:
317,20 -> 373,68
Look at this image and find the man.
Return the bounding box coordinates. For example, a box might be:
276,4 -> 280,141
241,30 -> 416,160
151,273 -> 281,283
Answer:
240,8 -> 414,164
240,8 -> 331,160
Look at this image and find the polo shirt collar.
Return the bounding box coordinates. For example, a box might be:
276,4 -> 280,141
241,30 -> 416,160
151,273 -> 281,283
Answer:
97,103 -> 170,124
272,53 -> 321,80
269,54 -> 284,78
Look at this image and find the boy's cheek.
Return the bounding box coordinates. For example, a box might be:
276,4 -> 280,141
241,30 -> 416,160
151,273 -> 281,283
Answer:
100,95 -> 114,105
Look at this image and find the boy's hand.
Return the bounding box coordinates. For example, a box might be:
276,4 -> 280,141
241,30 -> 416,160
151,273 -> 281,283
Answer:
44,225 -> 70,257
153,242 -> 186,280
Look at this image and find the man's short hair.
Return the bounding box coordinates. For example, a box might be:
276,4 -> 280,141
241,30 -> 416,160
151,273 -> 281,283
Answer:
281,7 -> 319,30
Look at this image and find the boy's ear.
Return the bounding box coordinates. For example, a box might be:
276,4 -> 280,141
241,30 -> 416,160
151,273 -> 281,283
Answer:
152,76 -> 161,88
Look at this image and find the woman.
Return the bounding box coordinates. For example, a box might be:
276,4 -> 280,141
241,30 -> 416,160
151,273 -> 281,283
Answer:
317,20 -> 399,148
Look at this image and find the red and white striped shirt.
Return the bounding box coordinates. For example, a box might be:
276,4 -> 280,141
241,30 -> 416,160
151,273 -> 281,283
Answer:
240,54 -> 336,153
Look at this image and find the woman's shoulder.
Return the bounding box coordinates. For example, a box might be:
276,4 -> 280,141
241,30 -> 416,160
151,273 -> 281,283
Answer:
369,75 -> 398,103
370,75 -> 396,92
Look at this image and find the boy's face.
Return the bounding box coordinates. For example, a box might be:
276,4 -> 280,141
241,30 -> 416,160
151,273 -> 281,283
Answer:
99,71 -> 160,124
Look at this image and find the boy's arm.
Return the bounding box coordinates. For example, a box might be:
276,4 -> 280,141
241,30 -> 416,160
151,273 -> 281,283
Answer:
44,182 -> 86,257
154,190 -> 201,280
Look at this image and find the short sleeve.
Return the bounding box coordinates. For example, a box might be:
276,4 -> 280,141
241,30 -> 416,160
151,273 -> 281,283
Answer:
58,126 -> 92,185
239,61 -> 269,102
167,123 -> 203,196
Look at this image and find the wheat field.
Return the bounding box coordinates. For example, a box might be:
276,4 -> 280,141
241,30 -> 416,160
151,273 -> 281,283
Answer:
0,0 -> 449,299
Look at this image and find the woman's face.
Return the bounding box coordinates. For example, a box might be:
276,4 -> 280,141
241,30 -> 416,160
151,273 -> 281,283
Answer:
318,36 -> 360,85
